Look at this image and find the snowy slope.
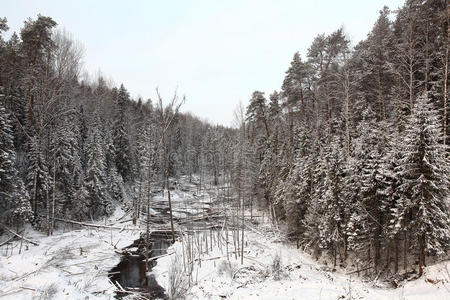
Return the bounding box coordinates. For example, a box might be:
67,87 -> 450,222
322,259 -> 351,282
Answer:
153,214 -> 450,300
0,207 -> 140,299
1,193 -> 449,299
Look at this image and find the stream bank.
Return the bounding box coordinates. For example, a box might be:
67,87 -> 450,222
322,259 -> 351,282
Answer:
109,231 -> 175,299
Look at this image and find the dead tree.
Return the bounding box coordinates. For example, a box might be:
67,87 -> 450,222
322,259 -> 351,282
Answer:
156,88 -> 185,243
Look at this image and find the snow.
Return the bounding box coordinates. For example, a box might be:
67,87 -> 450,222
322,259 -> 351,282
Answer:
0,207 -> 140,299
152,211 -> 450,300
1,190 -> 450,300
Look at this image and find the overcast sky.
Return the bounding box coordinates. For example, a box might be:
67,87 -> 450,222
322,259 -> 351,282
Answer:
1,0 -> 405,126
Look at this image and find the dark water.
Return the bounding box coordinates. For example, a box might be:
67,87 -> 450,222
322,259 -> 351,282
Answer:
108,183 -> 212,299
109,232 -> 174,299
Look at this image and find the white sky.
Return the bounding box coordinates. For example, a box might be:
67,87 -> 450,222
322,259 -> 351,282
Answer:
1,0 -> 405,126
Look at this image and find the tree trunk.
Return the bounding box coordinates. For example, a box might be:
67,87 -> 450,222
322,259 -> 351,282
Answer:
408,17 -> 414,115
250,193 -> 253,220
403,233 -> 408,271
161,129 -> 175,243
165,166 -> 175,244
145,175 -> 151,271
46,128 -> 51,236
444,3 -> 449,150
46,177 -> 50,236
32,152 -> 38,217
374,243 -> 378,272
327,93 -> 332,144
344,67 -> 350,159
262,117 -> 270,138
395,236 -> 399,273
418,234 -> 426,276
241,191 -> 245,265
343,234 -> 348,261
333,244 -> 337,268
28,91 -> 34,122
299,88 -> 305,117
51,156 -> 56,235
386,240 -> 391,271
375,212 -> 381,272
425,20 -> 429,93
213,168 -> 218,186
135,178 -> 142,225
377,68 -> 385,121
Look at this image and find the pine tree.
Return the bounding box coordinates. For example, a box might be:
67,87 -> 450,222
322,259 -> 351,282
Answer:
246,91 -> 270,138
390,1 -> 422,117
307,28 -> 349,142
282,52 -> 309,116
268,91 -> 281,121
352,6 -> 394,121
20,15 -> 57,124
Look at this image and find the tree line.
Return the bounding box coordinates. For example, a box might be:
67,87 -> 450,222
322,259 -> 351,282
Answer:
1,0 -> 449,279
239,0 -> 449,276
0,15 -> 236,235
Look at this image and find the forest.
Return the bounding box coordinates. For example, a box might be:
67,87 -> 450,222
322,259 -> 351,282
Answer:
0,0 -> 449,286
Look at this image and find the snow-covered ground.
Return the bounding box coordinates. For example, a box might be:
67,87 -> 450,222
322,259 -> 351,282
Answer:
0,207 -> 141,299
147,178 -> 450,299
153,210 -> 450,300
1,180 -> 450,300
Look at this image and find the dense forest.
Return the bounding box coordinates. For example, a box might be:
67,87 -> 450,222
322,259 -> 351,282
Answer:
0,0 -> 449,280
244,0 -> 450,276
0,15 -> 235,232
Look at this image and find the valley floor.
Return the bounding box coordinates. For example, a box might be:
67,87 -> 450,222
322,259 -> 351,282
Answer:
1,181 -> 449,299
158,218 -> 450,300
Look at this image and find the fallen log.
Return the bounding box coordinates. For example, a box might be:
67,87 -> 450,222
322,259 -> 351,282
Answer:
0,235 -> 15,247
244,223 -> 266,237
53,217 -> 140,231
143,251 -> 174,262
0,224 -> 39,246
345,266 -> 373,275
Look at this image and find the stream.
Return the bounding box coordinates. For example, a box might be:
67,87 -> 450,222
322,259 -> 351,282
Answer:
108,231 -> 173,299
108,179 -> 218,299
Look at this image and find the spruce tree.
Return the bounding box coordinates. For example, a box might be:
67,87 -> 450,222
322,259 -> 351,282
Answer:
346,119 -> 387,270
113,84 -> 132,182
26,135 -> 50,222
83,114 -> 111,219
318,136 -> 346,266
51,107 -> 83,219
0,86 -> 31,227
394,93 -> 450,275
